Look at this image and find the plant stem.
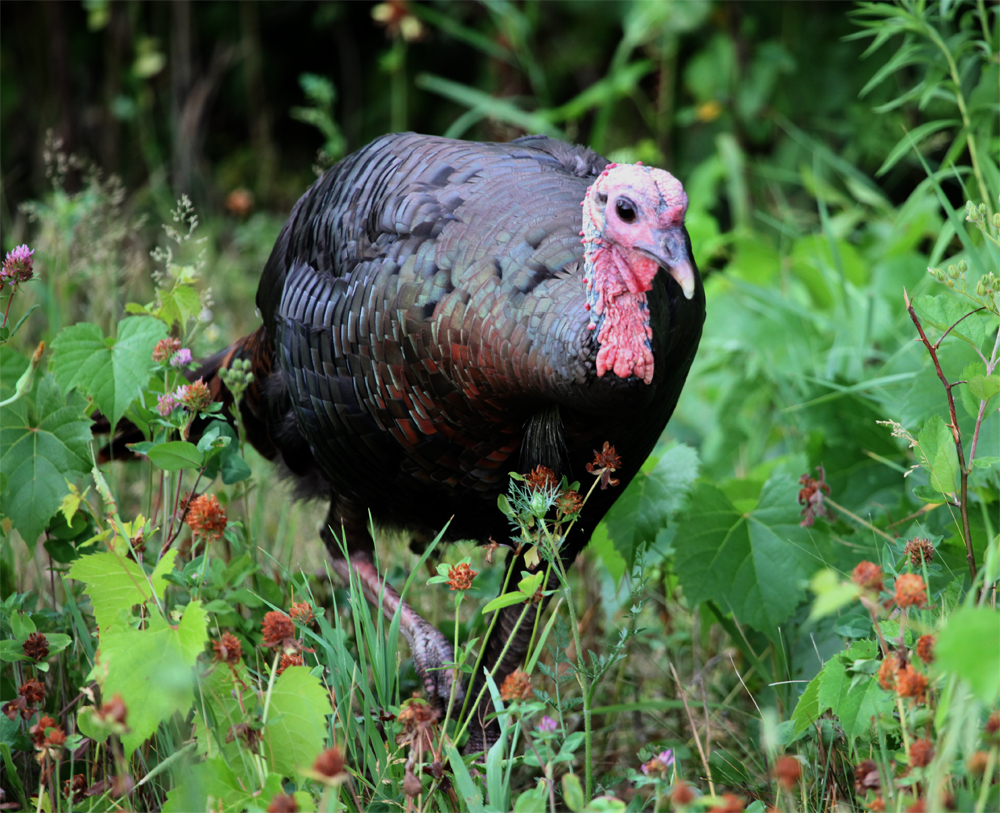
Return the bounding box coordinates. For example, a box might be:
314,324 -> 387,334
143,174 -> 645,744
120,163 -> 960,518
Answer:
904,290 -> 977,581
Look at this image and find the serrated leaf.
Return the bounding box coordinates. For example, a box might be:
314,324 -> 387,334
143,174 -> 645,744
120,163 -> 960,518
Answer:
968,373 -> 999,403
51,317 -> 167,428
792,671 -> 822,734
600,443 -> 700,567
97,601 -> 207,756
911,295 -> 986,350
674,475 -> 822,637
0,374 -> 92,552
68,550 -> 177,631
817,640 -> 892,742
155,285 -> 202,333
261,666 -> 332,778
916,415 -> 959,497
936,606 -> 1000,703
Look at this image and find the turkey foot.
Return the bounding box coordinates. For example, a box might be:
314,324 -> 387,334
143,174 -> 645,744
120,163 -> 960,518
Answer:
333,552 -> 463,716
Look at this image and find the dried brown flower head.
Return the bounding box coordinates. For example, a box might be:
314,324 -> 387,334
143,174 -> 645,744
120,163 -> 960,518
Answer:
185,493 -> 228,541
586,442 -> 621,489
64,773 -> 87,804
556,490 -> 583,517
868,797 -> 886,812
894,574 -> 927,609
225,188 -> 255,218
524,465 -> 557,493
855,759 -> 881,792
906,800 -> 926,813
500,670 -> 533,702
852,561 -> 884,592
277,652 -> 304,675
20,678 -> 46,705
289,602 -> 315,625
895,664 -> 928,702
262,611 -> 296,649
798,465 -> 832,527
397,697 -> 434,729
774,755 -> 801,789
152,337 -> 182,363
707,793 -> 745,813
446,562 -> 477,591
910,738 -> 934,768
266,792 -> 299,813
30,715 -> 57,747
986,710 -> 1000,740
671,780 -> 696,806
904,537 -> 935,566
44,725 -> 67,748
23,631 -> 50,661
968,750 -> 989,775
213,631 -> 243,665
915,634 -> 935,665
99,694 -> 128,726
877,655 -> 899,691
403,766 -> 423,797
313,746 -> 346,779
178,378 -> 213,412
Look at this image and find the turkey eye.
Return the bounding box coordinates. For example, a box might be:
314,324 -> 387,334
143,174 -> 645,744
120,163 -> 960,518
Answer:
615,198 -> 636,223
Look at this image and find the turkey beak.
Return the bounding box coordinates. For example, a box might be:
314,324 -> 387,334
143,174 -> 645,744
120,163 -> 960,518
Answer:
637,229 -> 697,300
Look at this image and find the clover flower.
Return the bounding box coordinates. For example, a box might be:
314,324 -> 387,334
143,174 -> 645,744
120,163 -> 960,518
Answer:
1,244 -> 35,290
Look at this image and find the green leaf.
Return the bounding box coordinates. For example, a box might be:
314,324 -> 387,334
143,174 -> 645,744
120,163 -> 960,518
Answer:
808,569 -> 862,620
143,441 -> 203,471
674,475 -> 822,637
0,374 -> 92,552
562,773 -> 585,812
916,415 -> 959,497
68,550 -> 177,631
9,610 -> 36,642
51,317 -> 167,429
155,284 -> 202,333
482,592 -> 528,613
791,671 -> 822,734
817,640 -> 892,743
968,373 -> 999,404
876,119 -> 960,176
600,443 -> 700,567
97,601 -> 208,756
911,295 -> 986,350
936,606 -> 1000,703
262,666 -> 333,778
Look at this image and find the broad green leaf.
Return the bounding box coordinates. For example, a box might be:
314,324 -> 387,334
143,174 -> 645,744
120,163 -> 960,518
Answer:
0,374 -> 92,552
68,550 -> 177,631
968,373 -> 999,404
562,773 -> 585,812
97,601 -> 208,756
51,317 -> 167,428
674,475 -> 821,637
911,295 -> 986,350
261,666 -> 332,778
916,415 -> 959,497
143,440 -> 203,471
482,592 -> 528,613
817,640 -> 892,743
155,284 -> 202,333
936,606 -> 1000,703
600,443 -> 700,568
791,671 -> 823,734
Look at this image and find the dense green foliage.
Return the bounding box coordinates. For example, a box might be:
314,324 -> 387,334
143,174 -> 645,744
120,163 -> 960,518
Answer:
1,2 -> 998,812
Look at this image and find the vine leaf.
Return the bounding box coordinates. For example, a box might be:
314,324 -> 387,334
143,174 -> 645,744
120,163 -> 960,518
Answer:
0,371 -> 92,553
51,316 -> 167,429
916,415 -> 959,498
261,666 -> 333,778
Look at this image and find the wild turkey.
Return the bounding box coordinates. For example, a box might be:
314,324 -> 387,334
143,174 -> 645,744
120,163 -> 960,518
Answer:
202,132 -> 705,751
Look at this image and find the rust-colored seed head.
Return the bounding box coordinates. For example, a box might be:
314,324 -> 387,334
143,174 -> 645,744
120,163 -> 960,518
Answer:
213,631 -> 243,665
313,745 -> 346,778
586,442 -> 622,489
909,738 -> 934,768
895,664 -> 928,702
904,537 -> 935,566
44,725 -> 67,747
29,715 -> 57,746
524,465 -> 557,492
185,493 -> 228,541
23,631 -> 49,661
915,634 -> 935,665
556,490 -> 583,517
877,655 -> 899,691
266,792 -> 299,813
855,759 -> 881,792
707,793 -> 745,813
986,710 -> 1000,739
893,573 -> 927,608
152,337 -> 181,363
403,766 -> 423,797
398,698 -> 434,729
446,562 -> 477,591
774,755 -> 801,789
500,670 -> 533,701
289,602 -> 314,625
64,773 -> 87,803
262,611 -> 295,648
671,780 -> 696,806
179,378 -> 213,412
868,797 -> 886,812
967,750 -> 989,775
852,561 -> 884,592
19,678 -> 46,705
906,800 -> 926,813
100,694 -> 128,725
277,652 -> 304,675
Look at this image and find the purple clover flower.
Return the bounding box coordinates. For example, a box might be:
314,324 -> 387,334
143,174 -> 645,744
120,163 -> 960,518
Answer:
1,244 -> 35,290
536,716 -> 558,734
640,749 -> 674,776
157,393 -> 179,417
170,348 -> 193,368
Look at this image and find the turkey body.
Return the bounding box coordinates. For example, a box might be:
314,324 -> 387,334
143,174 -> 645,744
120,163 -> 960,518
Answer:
254,133 -> 705,557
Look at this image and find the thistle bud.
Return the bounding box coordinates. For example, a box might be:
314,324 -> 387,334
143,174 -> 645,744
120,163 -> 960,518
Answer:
957,259 -> 968,274
966,201 -> 978,219
946,279 -> 955,288
947,264 -> 959,279
993,212 -> 1000,229
978,279 -> 988,297
979,202 -> 988,215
